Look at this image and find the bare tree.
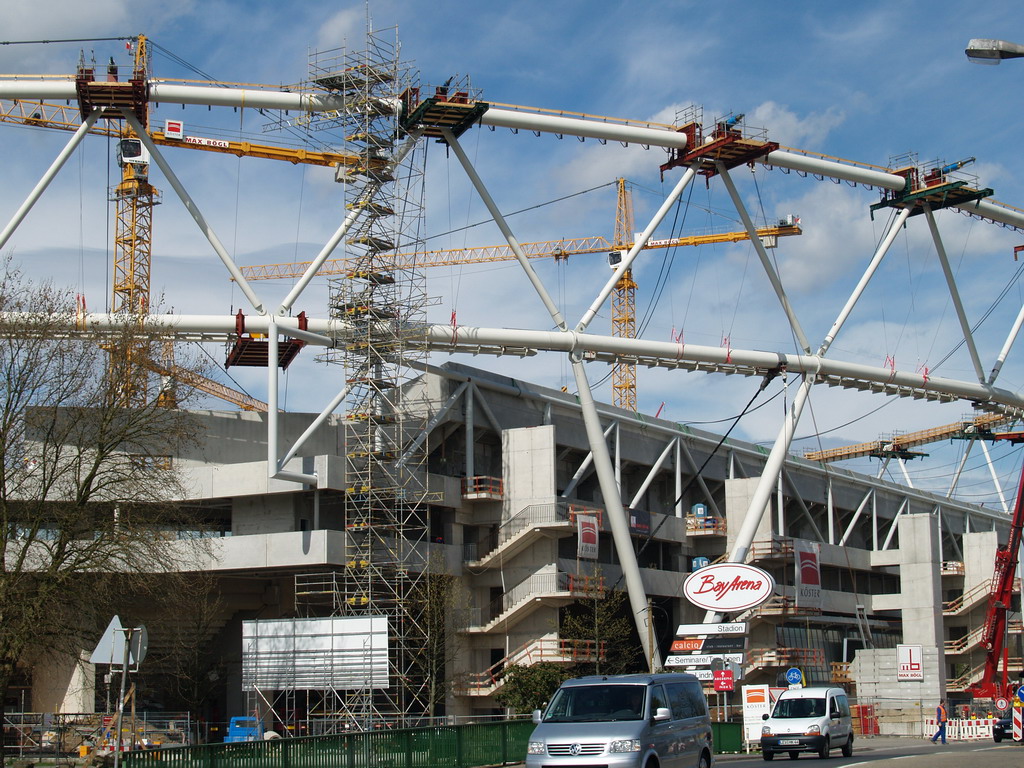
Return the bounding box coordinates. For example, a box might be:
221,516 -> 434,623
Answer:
136,572 -> 226,724
408,551 -> 470,719
0,264 -> 207,737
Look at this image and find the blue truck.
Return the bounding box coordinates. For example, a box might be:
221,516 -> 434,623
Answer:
224,717 -> 262,743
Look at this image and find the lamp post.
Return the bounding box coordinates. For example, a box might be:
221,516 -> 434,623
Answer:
965,38 -> 1024,64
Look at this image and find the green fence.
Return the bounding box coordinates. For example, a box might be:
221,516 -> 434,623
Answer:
122,720 -> 534,768
711,721 -> 743,753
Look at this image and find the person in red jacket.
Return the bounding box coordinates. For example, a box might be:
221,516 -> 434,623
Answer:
930,699 -> 948,745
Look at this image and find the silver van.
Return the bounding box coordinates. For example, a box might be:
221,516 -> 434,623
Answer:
526,673 -> 714,768
759,686 -> 853,760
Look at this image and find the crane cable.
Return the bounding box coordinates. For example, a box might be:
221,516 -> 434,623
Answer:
611,369 -> 783,591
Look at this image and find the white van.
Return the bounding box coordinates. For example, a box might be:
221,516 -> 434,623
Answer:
759,686 -> 853,760
526,673 -> 714,768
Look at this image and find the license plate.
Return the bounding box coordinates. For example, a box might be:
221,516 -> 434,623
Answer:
779,739 -> 799,746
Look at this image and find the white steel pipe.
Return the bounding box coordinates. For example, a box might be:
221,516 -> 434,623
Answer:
150,83 -> 353,113
122,110 -> 267,315
924,206 -> 986,384
277,131 -> 421,315
719,164 -> 811,353
571,355 -> 662,671
0,110 -> 100,251
12,313 -> 1024,413
763,150 -> 906,191
480,108 -> 689,149
0,79 -> 685,150
956,198 -> 1024,230
576,162 -> 699,333
444,128 -> 568,331
819,207 -> 911,355
0,81 -> 78,100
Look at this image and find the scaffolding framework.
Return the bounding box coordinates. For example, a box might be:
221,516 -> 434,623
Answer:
279,27 -> 435,729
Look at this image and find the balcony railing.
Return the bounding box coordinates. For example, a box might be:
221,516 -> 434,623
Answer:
463,501 -> 602,562
462,476 -> 503,500
748,647 -> 824,670
464,570 -> 599,628
685,515 -> 727,536
455,638 -> 604,696
746,538 -> 794,562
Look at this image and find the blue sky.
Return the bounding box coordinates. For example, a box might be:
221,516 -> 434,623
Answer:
3,1 -> 1024,506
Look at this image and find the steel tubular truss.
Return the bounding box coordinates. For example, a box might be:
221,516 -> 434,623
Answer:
5,34 -> 1024,669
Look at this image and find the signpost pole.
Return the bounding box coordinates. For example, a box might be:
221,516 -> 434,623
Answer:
113,627 -> 133,768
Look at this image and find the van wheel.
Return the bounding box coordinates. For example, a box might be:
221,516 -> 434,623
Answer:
762,751 -> 774,761
841,735 -> 853,757
698,752 -> 710,768
817,737 -> 829,758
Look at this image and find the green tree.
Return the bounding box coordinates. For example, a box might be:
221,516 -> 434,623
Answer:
494,662 -> 570,713
560,580 -> 645,675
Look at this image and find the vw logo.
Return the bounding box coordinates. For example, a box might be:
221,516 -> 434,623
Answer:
569,744 -> 582,756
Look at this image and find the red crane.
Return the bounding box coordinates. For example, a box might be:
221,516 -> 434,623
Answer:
966,432 -> 1024,701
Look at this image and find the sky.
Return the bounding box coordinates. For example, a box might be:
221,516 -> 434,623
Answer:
2,0 -> 1024,507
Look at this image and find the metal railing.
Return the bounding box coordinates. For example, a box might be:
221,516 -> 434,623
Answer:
122,719 -> 533,768
748,647 -> 825,670
463,501 -> 602,562
685,515 -> 726,535
455,638 -> 603,695
466,570 -> 597,627
461,476 -> 503,498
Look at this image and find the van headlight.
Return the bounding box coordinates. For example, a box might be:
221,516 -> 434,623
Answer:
761,726 -> 772,736
610,739 -> 641,753
806,725 -> 820,735
527,741 -> 545,755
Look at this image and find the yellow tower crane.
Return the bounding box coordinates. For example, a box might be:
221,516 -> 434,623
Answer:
610,178 -> 638,410
240,182 -> 802,410
0,37 -> 371,410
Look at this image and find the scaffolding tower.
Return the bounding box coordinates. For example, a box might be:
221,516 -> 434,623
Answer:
282,26 -> 436,729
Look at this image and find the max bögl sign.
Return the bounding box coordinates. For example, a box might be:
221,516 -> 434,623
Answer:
682,563 -> 775,612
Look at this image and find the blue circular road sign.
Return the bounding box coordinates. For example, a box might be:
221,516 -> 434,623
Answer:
786,667 -> 803,685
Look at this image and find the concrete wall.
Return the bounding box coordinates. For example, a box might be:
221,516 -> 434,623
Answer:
897,515 -> 944,657
502,426 -> 556,519
725,477 -> 772,554
851,646 -> 941,736
32,651 -> 94,713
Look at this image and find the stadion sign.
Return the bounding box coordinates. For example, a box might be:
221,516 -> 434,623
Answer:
682,563 -> 775,612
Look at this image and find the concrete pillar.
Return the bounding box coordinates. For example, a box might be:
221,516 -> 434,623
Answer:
32,650 -> 95,713
725,478 -> 773,557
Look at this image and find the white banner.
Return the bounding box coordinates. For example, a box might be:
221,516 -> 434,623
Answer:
794,540 -> 822,610
577,514 -> 599,559
675,622 -> 747,636
665,653 -> 744,667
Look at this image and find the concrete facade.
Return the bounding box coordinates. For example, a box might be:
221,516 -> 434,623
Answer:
28,362 -> 1021,727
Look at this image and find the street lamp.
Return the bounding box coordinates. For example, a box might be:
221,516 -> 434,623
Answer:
965,38 -> 1024,65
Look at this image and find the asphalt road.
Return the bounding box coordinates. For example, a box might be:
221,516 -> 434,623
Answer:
716,735 -> 1024,766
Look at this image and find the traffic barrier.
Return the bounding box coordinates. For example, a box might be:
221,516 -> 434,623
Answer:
923,717 -> 995,741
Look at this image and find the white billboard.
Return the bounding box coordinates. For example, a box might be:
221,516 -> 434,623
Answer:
242,616 -> 389,691
896,644 -> 924,681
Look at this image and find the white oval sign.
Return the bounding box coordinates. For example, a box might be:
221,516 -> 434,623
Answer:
682,563 -> 775,612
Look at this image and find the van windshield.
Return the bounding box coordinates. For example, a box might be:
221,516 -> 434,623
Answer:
772,698 -> 825,718
543,684 -> 646,722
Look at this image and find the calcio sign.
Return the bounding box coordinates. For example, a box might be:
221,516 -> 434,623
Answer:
682,563 -> 775,612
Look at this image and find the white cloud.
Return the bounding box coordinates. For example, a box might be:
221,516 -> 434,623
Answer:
747,101 -> 845,152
